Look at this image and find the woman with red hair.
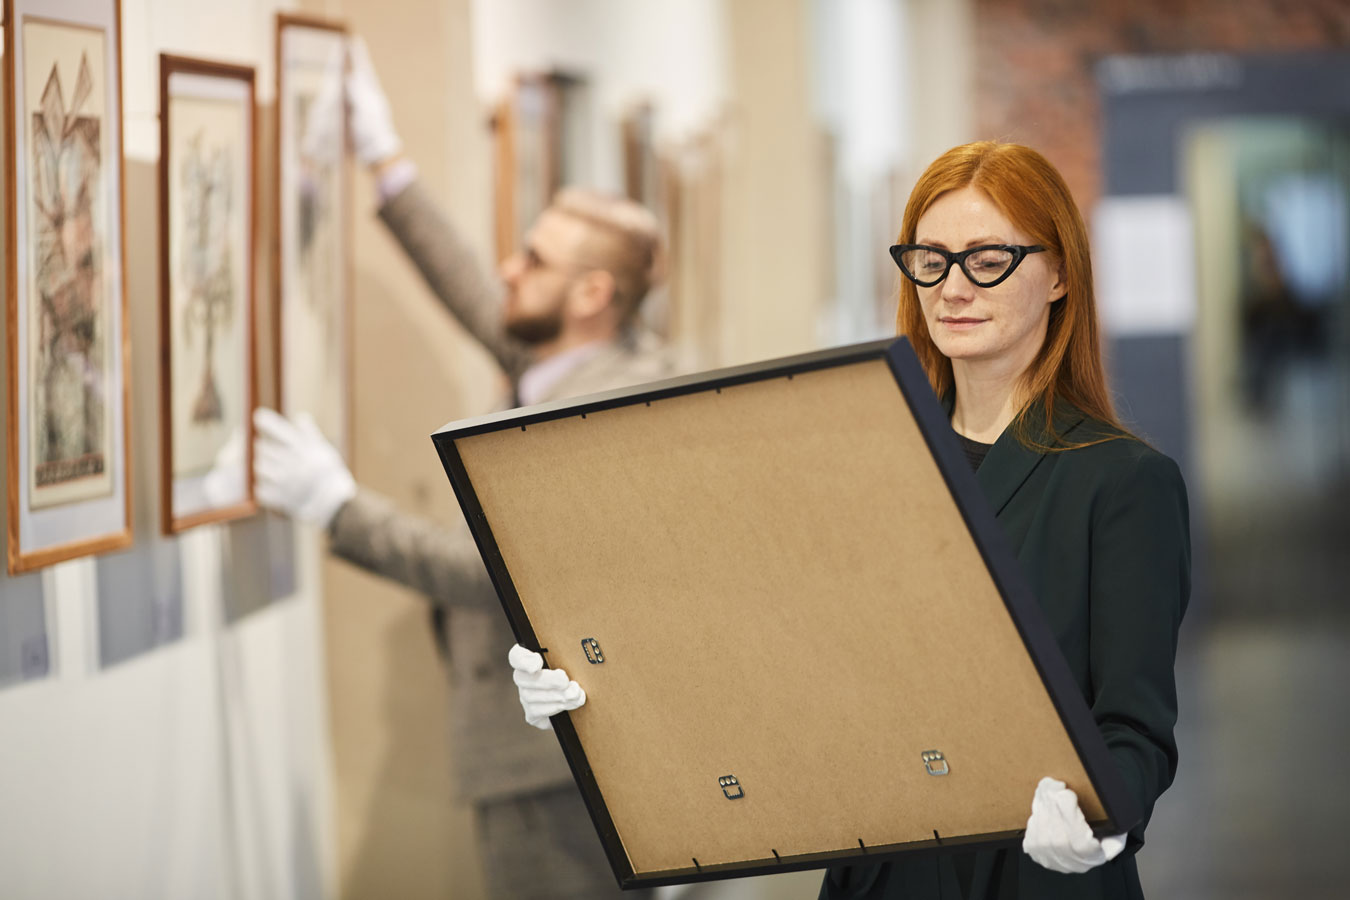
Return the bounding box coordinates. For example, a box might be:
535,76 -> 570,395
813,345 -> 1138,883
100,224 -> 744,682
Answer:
510,139 -> 1189,899
820,142 -> 1190,898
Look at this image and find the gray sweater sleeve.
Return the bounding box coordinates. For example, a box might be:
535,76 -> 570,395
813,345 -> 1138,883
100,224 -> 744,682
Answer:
328,487 -> 500,612
377,179 -> 532,380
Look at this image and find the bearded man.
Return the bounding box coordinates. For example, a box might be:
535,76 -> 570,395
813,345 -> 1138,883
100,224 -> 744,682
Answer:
253,40 -> 671,900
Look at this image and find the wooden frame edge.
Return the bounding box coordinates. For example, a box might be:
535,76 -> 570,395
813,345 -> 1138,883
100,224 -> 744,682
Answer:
274,11 -> 347,35
6,0 -> 23,574
158,52 -> 171,535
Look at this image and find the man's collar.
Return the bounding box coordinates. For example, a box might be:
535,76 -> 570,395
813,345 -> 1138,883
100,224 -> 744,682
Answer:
517,340 -> 610,406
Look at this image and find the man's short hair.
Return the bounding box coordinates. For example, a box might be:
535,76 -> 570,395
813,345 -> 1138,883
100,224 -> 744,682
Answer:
551,187 -> 663,319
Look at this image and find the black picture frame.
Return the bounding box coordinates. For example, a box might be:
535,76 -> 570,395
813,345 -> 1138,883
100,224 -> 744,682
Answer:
431,337 -> 1138,890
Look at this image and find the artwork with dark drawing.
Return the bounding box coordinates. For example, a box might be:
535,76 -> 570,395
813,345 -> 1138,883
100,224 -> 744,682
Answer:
295,89 -> 341,371
180,130 -> 235,429
28,45 -> 112,505
166,84 -> 250,481
276,18 -> 348,454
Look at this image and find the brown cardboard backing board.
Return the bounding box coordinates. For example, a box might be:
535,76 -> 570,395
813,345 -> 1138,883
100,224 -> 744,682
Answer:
432,338 -> 1137,888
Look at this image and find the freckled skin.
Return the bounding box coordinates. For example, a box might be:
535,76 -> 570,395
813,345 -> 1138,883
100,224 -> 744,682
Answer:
914,186 -> 1066,379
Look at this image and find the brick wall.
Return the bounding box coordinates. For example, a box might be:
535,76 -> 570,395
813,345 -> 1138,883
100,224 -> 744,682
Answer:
973,0 -> 1350,210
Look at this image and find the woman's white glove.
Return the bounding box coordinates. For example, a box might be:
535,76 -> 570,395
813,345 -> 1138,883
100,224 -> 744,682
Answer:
1022,776 -> 1127,874
345,37 -> 403,166
509,644 -> 586,730
252,408 -> 356,529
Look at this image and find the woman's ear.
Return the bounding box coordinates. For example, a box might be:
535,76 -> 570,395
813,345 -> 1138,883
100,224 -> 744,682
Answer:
1048,263 -> 1069,303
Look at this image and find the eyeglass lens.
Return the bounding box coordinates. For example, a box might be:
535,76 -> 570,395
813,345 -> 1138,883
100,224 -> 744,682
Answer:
899,247 -> 1019,286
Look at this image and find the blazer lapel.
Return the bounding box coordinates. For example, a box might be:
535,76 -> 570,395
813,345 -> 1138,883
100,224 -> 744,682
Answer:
976,425 -> 1051,516
942,392 -> 1087,516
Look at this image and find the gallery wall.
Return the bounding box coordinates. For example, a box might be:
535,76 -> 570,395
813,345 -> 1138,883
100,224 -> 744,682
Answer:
321,1 -> 739,895
322,0 -> 840,896
314,0 -> 495,893
1,2 -> 975,898
0,1 -> 335,897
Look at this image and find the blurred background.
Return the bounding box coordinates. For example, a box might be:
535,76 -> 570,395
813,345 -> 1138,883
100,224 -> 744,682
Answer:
1,0 -> 1348,898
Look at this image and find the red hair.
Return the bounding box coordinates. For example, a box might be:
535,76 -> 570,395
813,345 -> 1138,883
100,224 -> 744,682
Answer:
895,141 -> 1125,447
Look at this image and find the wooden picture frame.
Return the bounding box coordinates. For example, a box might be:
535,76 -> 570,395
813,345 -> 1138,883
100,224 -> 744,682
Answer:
432,338 -> 1140,889
621,102 -> 656,208
619,102 -> 680,341
157,54 -> 257,533
273,13 -> 350,453
491,71 -> 570,262
662,129 -> 725,363
4,0 -> 132,573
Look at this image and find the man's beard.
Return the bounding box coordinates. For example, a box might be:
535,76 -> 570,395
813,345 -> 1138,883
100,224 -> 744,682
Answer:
504,307 -> 565,344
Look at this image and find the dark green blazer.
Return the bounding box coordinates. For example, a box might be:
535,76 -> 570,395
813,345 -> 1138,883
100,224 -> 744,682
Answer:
821,399 -> 1191,900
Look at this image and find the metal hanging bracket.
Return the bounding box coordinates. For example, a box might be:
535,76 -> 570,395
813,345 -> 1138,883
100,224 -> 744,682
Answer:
719,775 -> 744,799
582,637 -> 605,664
922,750 -> 949,776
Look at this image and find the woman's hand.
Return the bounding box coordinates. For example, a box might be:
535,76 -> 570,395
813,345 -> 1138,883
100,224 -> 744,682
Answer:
508,644 -> 586,730
1022,776 -> 1127,873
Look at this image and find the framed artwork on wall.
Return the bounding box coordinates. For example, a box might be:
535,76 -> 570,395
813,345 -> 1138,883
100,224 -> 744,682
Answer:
158,54 -> 257,533
4,0 -> 132,573
491,71 -> 588,262
621,102 -> 657,209
620,102 -> 674,339
274,13 -> 349,453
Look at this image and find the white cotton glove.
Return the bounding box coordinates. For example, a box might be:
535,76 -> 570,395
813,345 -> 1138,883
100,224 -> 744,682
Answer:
345,37 -> 403,166
299,42 -> 346,166
252,407 -> 356,529
1022,776 -> 1128,874
202,426 -> 246,507
509,643 -> 586,730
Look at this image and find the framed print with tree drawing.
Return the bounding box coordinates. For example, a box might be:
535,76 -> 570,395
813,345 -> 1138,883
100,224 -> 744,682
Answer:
4,0 -> 132,573
158,54 -> 257,533
274,13 -> 349,454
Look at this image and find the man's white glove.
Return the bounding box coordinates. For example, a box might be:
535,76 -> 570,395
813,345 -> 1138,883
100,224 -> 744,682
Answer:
202,426 -> 246,507
346,37 -> 403,166
1022,776 -> 1127,874
252,407 -> 356,529
509,643 -> 586,730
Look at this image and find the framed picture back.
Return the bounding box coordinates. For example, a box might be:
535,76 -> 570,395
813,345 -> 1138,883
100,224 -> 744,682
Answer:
4,0 -> 132,572
158,54 -> 257,533
273,13 -> 349,453
431,338 -> 1139,889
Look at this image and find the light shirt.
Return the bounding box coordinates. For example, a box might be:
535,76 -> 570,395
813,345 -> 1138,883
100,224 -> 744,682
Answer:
517,341 -> 608,407
377,158 -> 419,204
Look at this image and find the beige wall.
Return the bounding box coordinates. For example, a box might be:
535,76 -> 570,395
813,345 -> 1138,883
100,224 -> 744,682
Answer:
719,0 -> 828,365
0,1 -> 336,897
907,0 -> 975,170
315,1 -> 837,897
303,0 -> 497,897
0,2 -> 963,897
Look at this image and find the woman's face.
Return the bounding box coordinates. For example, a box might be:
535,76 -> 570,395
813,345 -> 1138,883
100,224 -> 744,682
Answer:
913,186 -> 1066,375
